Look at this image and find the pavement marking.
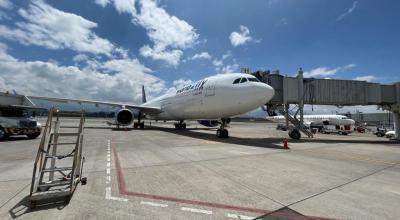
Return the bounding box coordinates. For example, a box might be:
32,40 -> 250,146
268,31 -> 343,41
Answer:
226,213 -> 255,220
140,201 -> 168,208
104,139 -> 128,202
181,207 -> 213,215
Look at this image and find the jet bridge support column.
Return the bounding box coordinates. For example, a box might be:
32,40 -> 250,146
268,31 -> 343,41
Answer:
394,112 -> 400,140
393,82 -> 400,140
297,68 -> 304,125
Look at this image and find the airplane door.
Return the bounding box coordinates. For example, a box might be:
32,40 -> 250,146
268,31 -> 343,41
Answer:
204,79 -> 216,96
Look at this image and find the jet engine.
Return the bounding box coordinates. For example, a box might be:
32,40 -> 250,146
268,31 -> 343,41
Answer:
197,120 -> 219,127
115,108 -> 134,126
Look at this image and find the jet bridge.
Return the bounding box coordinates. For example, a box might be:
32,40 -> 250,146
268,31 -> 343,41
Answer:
0,91 -> 37,108
252,69 -> 400,140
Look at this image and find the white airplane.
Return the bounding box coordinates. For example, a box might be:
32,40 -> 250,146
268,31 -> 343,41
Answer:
267,114 -> 355,134
28,73 -> 274,138
267,114 -> 355,126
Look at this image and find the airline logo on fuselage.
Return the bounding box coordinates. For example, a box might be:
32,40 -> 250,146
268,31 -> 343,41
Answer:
176,79 -> 208,94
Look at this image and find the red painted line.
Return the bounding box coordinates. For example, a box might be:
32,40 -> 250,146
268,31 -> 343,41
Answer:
111,139 -> 335,220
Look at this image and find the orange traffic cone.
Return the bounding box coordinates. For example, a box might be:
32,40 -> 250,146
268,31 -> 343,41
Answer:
283,138 -> 289,149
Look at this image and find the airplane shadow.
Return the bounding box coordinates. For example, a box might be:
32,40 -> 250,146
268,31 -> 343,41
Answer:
145,125 -> 400,149
145,126 -> 285,149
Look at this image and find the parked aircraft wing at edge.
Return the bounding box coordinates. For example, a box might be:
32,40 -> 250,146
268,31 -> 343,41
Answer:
27,95 -> 163,115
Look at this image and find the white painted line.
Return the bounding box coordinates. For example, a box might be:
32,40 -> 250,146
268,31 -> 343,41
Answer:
106,168 -> 110,174
140,201 -> 168,208
107,157 -> 110,162
107,162 -> 111,168
106,175 -> 111,183
181,207 -> 212,215
226,213 -> 255,220
106,186 -> 111,199
109,196 -> 128,202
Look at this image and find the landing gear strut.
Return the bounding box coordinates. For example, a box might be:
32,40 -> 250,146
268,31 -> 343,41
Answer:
217,118 -> 229,138
174,120 -> 186,129
134,112 -> 145,129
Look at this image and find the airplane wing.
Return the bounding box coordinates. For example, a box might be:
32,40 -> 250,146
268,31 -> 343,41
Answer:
27,95 -> 162,115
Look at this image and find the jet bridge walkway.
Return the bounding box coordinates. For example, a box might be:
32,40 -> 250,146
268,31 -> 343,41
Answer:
251,69 -> 400,140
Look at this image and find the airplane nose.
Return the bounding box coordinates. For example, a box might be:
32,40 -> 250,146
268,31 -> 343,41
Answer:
256,83 -> 275,103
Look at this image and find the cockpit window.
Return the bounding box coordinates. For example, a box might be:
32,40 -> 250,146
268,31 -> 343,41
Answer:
248,78 -> 259,82
240,78 -> 248,83
233,78 -> 241,84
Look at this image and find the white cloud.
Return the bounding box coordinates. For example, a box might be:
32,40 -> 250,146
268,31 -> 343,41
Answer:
337,1 -> 358,21
212,59 -> 223,67
189,52 -> 211,61
220,63 -> 239,73
139,45 -> 182,66
222,51 -> 232,60
0,43 -> 165,103
0,0 -> 12,9
229,25 -> 257,47
303,64 -> 356,78
354,75 -> 375,82
135,0 -> 198,66
99,0 -> 198,66
95,0 -> 136,15
72,54 -> 89,63
0,0 -> 115,56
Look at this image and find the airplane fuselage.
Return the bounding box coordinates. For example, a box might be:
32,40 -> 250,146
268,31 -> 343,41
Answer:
143,73 -> 274,120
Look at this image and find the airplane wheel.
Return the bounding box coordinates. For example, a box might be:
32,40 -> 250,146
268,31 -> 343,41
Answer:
0,128 -> 6,139
217,129 -> 229,138
139,122 -> 145,129
223,129 -> 229,138
288,129 -> 301,140
217,129 -> 222,138
182,123 -> 186,129
133,123 -> 138,129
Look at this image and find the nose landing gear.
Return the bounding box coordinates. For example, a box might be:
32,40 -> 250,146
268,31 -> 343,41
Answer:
174,120 -> 186,129
217,118 -> 229,138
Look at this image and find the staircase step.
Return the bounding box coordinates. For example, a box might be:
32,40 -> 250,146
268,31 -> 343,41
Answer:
53,132 -> 80,137
45,154 -> 74,159
49,142 -> 77,146
39,181 -> 71,188
42,167 -> 73,172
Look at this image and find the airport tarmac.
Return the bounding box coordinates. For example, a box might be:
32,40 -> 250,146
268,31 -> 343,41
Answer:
0,118 -> 399,220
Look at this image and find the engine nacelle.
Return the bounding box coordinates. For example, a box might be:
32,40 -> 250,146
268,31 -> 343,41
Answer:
197,120 -> 219,127
115,109 -> 134,126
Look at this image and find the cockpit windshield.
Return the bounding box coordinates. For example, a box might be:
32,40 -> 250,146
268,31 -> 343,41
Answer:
247,77 -> 259,82
240,78 -> 247,83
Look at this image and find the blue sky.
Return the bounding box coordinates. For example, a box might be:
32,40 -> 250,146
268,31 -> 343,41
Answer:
0,0 -> 399,113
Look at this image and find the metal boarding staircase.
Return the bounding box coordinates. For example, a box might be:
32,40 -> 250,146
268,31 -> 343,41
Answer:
29,108 -> 86,208
278,108 -> 314,138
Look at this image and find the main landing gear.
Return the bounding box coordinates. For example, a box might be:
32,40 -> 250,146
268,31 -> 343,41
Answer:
217,118 -> 229,138
174,120 -> 186,129
133,112 -> 145,129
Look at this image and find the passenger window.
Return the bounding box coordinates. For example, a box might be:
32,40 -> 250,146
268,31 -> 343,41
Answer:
233,78 -> 241,84
240,78 -> 248,83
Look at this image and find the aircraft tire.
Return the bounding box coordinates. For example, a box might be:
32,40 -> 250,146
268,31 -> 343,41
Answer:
139,122 -> 145,129
133,123 -> 138,129
223,129 -> 229,138
217,129 -> 229,138
0,128 -> 5,139
289,129 -> 301,140
182,123 -> 186,129
27,132 -> 41,139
